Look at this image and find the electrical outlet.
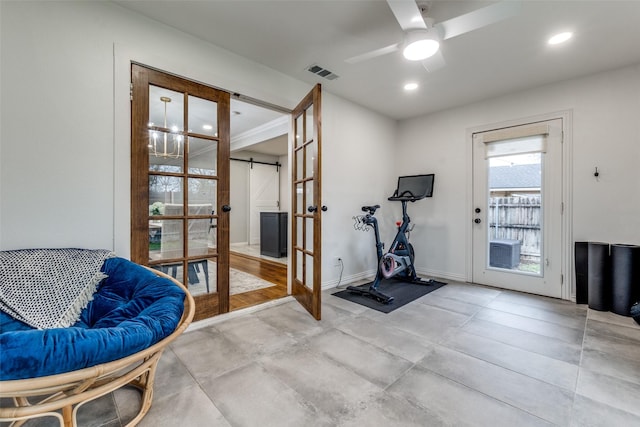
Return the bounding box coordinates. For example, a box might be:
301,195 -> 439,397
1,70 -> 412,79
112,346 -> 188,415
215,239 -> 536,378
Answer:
333,257 -> 342,267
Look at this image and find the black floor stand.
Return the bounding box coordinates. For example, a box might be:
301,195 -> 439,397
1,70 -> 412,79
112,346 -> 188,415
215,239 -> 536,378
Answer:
346,269 -> 437,304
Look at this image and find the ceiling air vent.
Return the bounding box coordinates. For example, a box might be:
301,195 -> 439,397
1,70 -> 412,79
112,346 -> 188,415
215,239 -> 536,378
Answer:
307,64 -> 339,81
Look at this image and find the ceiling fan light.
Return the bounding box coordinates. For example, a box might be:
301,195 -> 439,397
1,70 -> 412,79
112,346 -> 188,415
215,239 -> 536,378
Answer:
403,39 -> 439,60
548,32 -> 573,45
402,31 -> 440,61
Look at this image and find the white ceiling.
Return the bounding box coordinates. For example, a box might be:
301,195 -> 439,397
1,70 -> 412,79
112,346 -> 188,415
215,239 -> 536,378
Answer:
116,0 -> 640,121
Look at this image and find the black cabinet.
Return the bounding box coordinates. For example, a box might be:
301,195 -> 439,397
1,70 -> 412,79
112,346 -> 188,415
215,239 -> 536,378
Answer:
260,212 -> 288,258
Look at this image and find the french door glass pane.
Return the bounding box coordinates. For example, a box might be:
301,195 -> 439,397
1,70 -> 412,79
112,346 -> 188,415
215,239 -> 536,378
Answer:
149,130 -> 184,171
487,152 -> 542,275
295,115 -> 303,148
149,86 -> 184,131
149,176 -> 183,213
305,180 -> 314,211
296,251 -> 303,282
295,148 -> 303,180
188,178 -> 216,212
188,137 -> 217,176
296,217 -> 303,249
188,95 -> 217,137
305,105 -> 314,142
188,219 -> 212,257
305,254 -> 314,290
305,146 -> 314,177
150,219 -> 183,260
305,217 -> 314,251
154,260 -> 213,296
295,183 -> 303,214
186,260 -> 212,294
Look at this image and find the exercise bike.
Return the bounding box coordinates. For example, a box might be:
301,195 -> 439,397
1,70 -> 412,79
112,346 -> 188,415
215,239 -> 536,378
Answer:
348,174 -> 436,304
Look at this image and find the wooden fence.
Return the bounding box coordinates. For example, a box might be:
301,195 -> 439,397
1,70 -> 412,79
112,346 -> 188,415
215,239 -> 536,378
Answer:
488,195 -> 541,258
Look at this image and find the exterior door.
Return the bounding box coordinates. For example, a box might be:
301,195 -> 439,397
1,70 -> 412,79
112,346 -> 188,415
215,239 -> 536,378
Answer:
131,64 -> 231,321
472,119 -> 563,298
291,84 -> 323,320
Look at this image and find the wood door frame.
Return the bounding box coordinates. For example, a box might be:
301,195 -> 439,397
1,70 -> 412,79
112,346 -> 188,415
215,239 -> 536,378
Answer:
291,84 -> 322,320
130,64 -> 231,320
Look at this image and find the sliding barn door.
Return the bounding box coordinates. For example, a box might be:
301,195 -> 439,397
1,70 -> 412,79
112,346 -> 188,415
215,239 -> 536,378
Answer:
249,163 -> 280,245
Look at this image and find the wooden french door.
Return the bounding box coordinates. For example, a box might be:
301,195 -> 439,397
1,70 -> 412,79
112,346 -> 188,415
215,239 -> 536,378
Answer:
131,64 -> 230,321
291,84 -> 323,320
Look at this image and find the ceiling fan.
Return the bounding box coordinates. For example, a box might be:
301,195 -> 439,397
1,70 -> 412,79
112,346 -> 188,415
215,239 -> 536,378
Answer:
346,0 -> 520,72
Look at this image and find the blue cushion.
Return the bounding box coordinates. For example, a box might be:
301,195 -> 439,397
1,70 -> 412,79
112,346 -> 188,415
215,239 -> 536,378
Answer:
0,257 -> 185,381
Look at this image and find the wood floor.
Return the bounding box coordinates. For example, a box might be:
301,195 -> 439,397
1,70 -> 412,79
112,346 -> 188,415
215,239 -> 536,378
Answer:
229,251 -> 288,311
192,252 -> 288,321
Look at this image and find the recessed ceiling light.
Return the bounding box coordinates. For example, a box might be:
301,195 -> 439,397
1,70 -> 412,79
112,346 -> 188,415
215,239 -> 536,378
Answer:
202,124 -> 213,131
404,82 -> 419,91
548,32 -> 573,45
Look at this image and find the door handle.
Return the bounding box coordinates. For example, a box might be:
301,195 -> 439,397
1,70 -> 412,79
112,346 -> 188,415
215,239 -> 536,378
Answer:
474,218 -> 481,224
222,205 -> 231,212
308,205 -> 327,213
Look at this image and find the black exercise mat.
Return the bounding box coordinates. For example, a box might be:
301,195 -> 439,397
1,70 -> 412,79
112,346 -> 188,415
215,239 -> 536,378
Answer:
332,279 -> 446,313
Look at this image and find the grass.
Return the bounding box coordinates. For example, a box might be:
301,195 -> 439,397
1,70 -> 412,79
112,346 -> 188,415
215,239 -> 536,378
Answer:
517,260 -> 541,274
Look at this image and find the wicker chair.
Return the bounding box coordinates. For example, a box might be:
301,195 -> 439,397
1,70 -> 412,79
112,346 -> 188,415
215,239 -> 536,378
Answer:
0,267 -> 195,427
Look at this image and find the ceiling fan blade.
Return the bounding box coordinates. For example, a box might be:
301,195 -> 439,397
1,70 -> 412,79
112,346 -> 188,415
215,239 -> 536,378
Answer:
386,0 -> 427,31
345,43 -> 400,64
434,1 -> 520,40
422,49 -> 446,73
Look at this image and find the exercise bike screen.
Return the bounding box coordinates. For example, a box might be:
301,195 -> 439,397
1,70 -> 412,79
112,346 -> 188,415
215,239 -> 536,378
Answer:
396,174 -> 434,199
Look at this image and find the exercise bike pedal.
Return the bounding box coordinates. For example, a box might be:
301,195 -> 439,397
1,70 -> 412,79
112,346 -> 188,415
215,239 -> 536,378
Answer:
412,278 -> 437,286
368,289 -> 395,304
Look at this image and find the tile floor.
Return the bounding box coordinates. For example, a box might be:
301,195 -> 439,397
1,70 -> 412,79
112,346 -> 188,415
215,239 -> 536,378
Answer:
20,281 -> 640,426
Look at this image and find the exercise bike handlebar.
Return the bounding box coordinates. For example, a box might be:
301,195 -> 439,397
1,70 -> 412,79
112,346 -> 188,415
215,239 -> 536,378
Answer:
388,190 -> 426,202
361,205 -> 380,215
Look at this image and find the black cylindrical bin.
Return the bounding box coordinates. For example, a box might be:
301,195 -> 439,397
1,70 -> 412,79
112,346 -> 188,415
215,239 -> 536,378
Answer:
610,244 -> 640,316
588,242 -> 610,311
574,242 -> 589,304
631,302 -> 640,325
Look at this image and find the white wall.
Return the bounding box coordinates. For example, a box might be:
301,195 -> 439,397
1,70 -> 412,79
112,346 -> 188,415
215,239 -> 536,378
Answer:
0,1 -> 397,291
321,93 -> 397,286
0,0 -> 309,253
396,64 -> 640,290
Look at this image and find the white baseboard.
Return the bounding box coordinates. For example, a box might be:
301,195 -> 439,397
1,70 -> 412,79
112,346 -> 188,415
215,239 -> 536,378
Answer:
322,267 -> 465,290
415,267 -> 466,283
322,269 -> 375,290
